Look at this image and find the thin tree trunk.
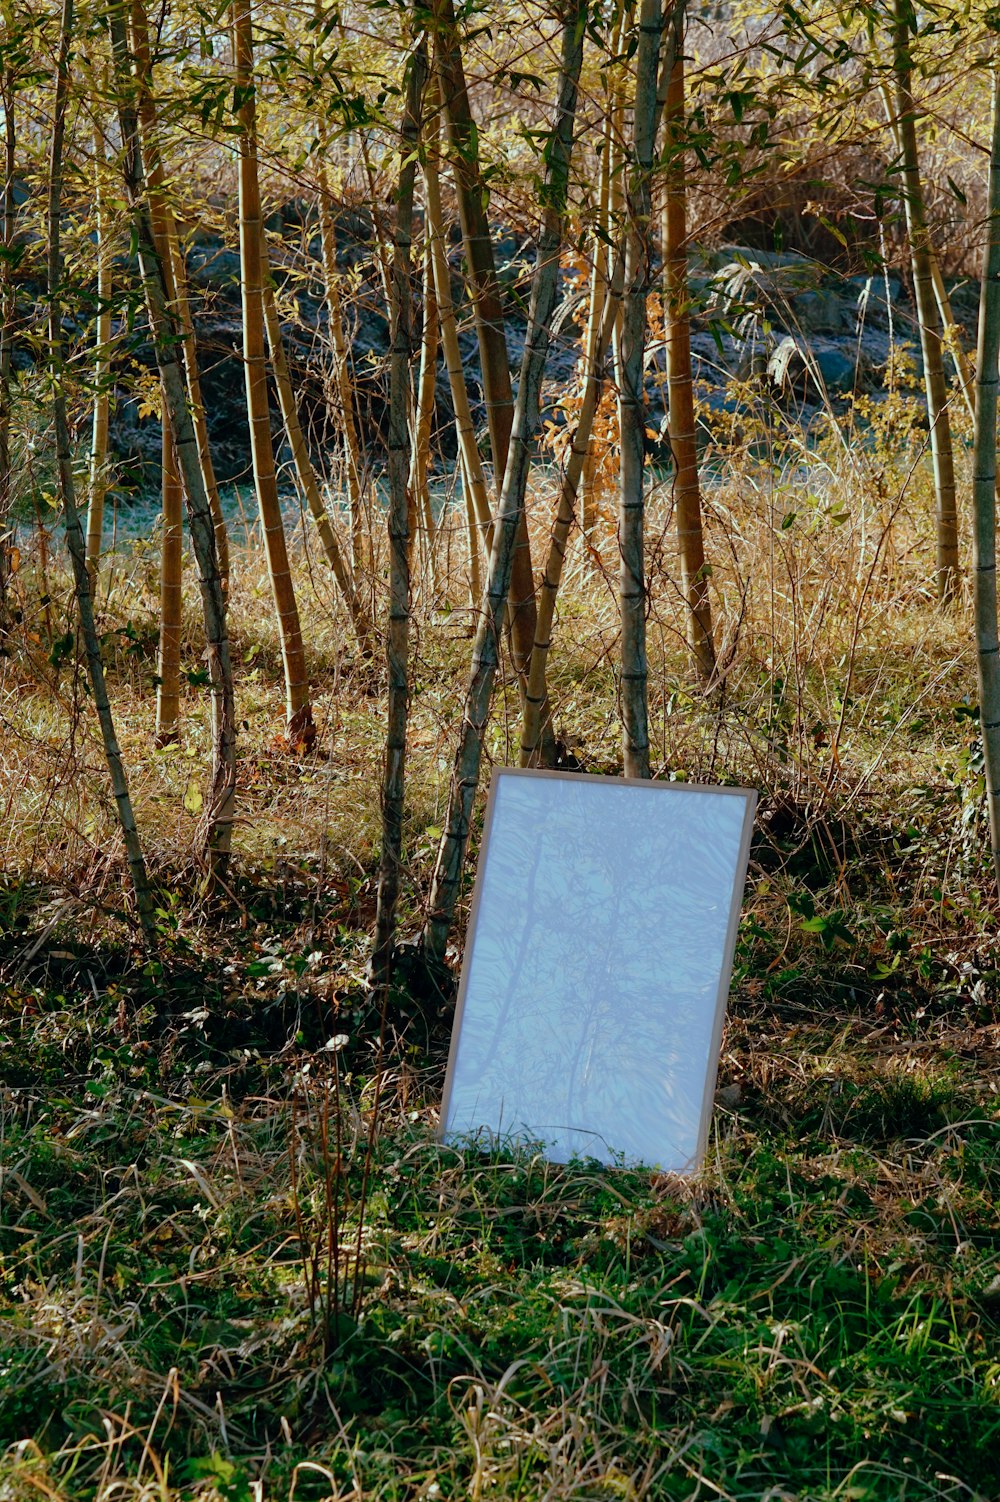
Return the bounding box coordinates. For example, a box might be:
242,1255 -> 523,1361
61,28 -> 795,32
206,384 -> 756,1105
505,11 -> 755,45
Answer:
49,0 -> 156,947
165,223 -> 230,587
422,113 -> 494,560
879,80 -> 974,420
85,125 -> 112,583
316,160 -> 368,582
892,0 -> 959,602
357,129 -> 394,310
410,238 -> 440,592
422,0 -> 587,967
156,415 -> 182,744
232,0 -> 314,748
973,69 -> 1000,894
130,0 -> 229,587
261,264 -> 372,649
132,0 -> 225,743
520,253 -> 624,764
930,255 -> 974,420
108,0 -> 236,880
662,26 -> 714,684
460,451 -> 483,607
431,0 -> 544,723
618,0 -> 666,779
580,101 -> 613,544
582,3 -> 630,546
371,38 -> 426,987
127,60 -> 187,749
609,4 -> 630,397
0,60 -> 16,629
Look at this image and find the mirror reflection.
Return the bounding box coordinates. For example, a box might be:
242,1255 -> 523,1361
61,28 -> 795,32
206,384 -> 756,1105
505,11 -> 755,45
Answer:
443,771 -> 755,1171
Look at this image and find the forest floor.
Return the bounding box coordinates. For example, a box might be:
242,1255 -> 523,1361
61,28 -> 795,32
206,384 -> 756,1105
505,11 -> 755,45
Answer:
3,421 -> 1000,1500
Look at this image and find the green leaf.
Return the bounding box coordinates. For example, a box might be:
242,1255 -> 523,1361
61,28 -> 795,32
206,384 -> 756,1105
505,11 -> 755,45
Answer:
814,212 -> 847,249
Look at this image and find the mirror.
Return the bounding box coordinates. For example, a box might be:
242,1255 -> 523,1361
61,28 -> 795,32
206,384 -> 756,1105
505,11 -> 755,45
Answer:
441,769 -> 756,1172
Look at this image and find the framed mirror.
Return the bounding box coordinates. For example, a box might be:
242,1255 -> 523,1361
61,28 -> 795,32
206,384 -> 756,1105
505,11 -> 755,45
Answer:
441,769 -> 756,1172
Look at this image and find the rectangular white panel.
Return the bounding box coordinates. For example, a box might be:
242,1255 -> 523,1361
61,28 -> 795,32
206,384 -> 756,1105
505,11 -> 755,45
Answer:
441,769 -> 756,1172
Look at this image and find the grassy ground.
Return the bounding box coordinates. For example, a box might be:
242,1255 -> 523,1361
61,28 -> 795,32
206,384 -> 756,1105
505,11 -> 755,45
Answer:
3,404 -> 1000,1498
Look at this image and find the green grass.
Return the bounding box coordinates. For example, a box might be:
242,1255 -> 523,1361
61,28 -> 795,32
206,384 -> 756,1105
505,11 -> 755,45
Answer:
2,898 -> 1000,1500
3,439 -> 1000,1497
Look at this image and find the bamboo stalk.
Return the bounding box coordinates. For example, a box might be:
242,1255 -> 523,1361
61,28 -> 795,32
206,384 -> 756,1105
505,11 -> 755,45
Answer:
662,25 -> 714,684
130,0 -> 230,587
132,0 -> 220,746
580,101 -> 613,544
422,0 -> 587,966
316,160 -> 368,582
0,59 -> 15,630
410,237 -> 440,593
930,254 -> 975,420
459,450 -> 483,607
371,37 -> 427,987
261,261 -> 373,650
892,0 -> 959,602
520,253 -> 625,764
85,123 -> 112,584
125,51 -> 188,748
232,0 -> 314,747
165,227 -> 230,586
50,0 -> 156,947
972,69 -> 1000,893
609,3 -> 630,396
431,0 -> 544,717
618,0 -> 667,779
879,79 -> 974,421
357,129 -> 394,309
422,113 -> 494,557
108,0 -> 236,881
155,414 -> 182,745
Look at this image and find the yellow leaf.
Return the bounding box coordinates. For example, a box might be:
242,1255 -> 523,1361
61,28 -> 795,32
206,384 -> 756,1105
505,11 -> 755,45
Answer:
183,779 -> 203,816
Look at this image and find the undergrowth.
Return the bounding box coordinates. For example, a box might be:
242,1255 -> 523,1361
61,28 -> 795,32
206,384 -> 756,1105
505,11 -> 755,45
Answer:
2,405 -> 1000,1498
3,971 -> 1000,1500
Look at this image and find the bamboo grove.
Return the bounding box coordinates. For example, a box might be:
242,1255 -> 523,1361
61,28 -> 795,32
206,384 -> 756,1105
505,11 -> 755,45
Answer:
2,0 -> 1000,974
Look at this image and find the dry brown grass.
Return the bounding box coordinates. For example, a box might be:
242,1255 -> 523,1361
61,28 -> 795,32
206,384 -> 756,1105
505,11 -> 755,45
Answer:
0,379 -> 977,923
